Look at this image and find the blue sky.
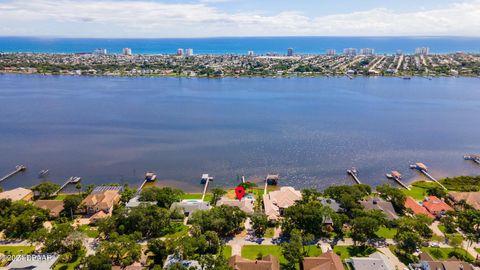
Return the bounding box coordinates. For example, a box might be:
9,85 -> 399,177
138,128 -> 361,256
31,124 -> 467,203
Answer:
0,0 -> 478,37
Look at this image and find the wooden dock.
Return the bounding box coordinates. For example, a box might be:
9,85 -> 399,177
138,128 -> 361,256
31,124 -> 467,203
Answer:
410,162 -> 447,190
52,176 -> 81,196
201,174 -> 213,201
385,171 -> 410,190
0,165 -> 26,183
464,155 -> 480,165
346,168 -> 361,184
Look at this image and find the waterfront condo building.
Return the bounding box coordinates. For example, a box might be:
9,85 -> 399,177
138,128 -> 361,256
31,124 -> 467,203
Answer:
343,48 -> 357,56
326,49 -> 336,55
415,47 -> 430,55
122,48 -> 132,55
360,48 -> 375,55
177,48 -> 184,56
287,48 -> 294,56
186,48 -> 194,57
93,48 -> 107,55
247,50 -> 255,56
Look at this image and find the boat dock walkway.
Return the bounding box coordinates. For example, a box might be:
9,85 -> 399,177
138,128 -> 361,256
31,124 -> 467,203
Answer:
346,168 -> 361,184
53,176 -> 81,196
0,165 -> 26,183
386,171 -> 410,190
464,155 -> 480,165
410,162 -> 447,190
201,174 -> 213,201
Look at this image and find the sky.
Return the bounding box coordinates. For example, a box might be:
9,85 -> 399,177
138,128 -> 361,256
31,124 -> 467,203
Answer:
0,0 -> 479,38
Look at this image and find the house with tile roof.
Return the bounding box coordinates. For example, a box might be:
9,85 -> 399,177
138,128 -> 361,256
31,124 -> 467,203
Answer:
422,196 -> 453,218
81,188 -> 121,215
263,186 -> 302,221
404,196 -> 434,218
228,255 -> 280,270
0,187 -> 33,202
34,200 -> 65,217
448,191 -> 480,210
303,251 -> 345,270
360,197 -> 399,220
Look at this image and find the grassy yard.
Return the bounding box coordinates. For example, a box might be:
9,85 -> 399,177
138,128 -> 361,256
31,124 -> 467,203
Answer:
421,247 -> 474,261
52,194 -> 69,200
265,227 -> 275,238
476,247 -> 480,253
333,246 -> 376,260
403,181 -> 439,200
242,245 -> 321,265
77,224 -> 99,238
54,255 -> 83,270
162,223 -> 189,239
222,245 -> 232,258
376,227 -> 397,239
180,193 -> 213,202
0,246 -> 35,255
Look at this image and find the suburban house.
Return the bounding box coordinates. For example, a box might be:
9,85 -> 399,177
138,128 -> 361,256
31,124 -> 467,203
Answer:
347,252 -> 395,270
34,200 -> 65,217
0,187 -> 33,202
81,186 -> 121,216
217,195 -> 255,214
228,255 -> 280,270
303,251 -> 345,270
422,196 -> 453,218
448,191 -> 480,210
360,197 -> 399,220
409,252 -> 475,270
5,254 -> 59,269
318,198 -> 342,212
404,196 -> 434,218
163,255 -> 201,270
263,186 -> 302,221
170,200 -> 211,217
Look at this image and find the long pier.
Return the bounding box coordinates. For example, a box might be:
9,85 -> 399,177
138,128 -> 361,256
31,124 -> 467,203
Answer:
0,165 -> 27,183
464,155 -> 480,165
52,176 -> 81,196
201,174 -> 213,201
410,162 -> 447,190
386,171 -> 410,190
346,168 -> 361,184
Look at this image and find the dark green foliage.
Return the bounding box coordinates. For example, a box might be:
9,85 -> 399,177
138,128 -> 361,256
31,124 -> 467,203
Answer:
323,184 -> 371,216
96,234 -> 141,267
139,187 -> 184,208
82,253 -> 112,270
282,201 -> 339,237
147,239 -> 168,265
0,199 -> 49,239
376,183 -> 407,214
440,176 -> 480,191
281,229 -> 304,270
395,230 -> 422,254
120,186 -> 137,204
210,188 -> 227,205
351,216 -> 382,245
426,186 -> 448,198
32,182 -> 60,199
62,195 -> 83,218
250,213 -> 269,237
395,215 -> 433,239
190,205 -> 246,237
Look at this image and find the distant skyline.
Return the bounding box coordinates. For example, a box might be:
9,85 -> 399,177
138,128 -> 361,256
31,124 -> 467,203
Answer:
0,0 -> 479,38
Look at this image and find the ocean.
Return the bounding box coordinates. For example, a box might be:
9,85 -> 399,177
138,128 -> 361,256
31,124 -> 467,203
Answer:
0,36 -> 479,55
0,74 -> 479,192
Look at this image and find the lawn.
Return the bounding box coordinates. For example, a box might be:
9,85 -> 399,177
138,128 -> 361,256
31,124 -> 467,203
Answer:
0,246 -> 35,255
77,224 -> 99,238
52,194 -> 68,200
162,223 -> 189,239
421,247 -> 474,261
376,227 -> 397,239
54,255 -> 83,270
242,245 -> 321,265
476,248 -> 480,253
403,181 -> 438,200
222,245 -> 232,258
265,227 -> 275,238
180,193 -> 213,202
333,246 -> 376,260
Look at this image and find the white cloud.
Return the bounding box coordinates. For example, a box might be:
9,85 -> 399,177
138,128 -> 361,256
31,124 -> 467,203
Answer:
0,0 -> 479,37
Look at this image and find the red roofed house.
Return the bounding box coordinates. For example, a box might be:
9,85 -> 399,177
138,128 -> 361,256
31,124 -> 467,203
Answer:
404,196 -> 434,219
422,196 -> 453,218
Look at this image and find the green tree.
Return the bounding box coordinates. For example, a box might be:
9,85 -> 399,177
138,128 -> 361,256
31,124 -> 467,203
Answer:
351,216 -> 381,245
427,186 -> 447,198
448,234 -> 464,251
120,186 -> 137,204
210,188 -> 227,205
147,239 -> 168,265
97,234 -> 141,267
32,182 -> 60,199
139,187 -> 184,208
0,201 -> 49,239
281,229 -> 304,270
395,230 -> 422,254
376,183 -> 407,214
301,188 -> 321,203
82,254 -> 112,270
283,201 -> 339,237
190,205 -> 246,237
63,195 -> 83,218
251,213 -> 269,238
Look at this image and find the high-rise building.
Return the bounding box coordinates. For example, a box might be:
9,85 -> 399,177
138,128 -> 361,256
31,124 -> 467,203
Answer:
122,48 -> 132,56
93,48 -> 107,55
247,51 -> 255,56
360,48 -> 374,56
287,48 -> 294,56
185,48 -> 194,57
415,47 -> 430,55
177,48 -> 184,56
326,49 -> 336,56
343,48 -> 357,56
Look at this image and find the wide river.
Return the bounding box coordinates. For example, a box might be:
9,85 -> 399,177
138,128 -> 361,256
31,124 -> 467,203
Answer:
0,74 -> 479,192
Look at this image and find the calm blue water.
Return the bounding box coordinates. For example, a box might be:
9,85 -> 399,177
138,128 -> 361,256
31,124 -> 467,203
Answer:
1,36 -> 479,55
0,75 -> 479,192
